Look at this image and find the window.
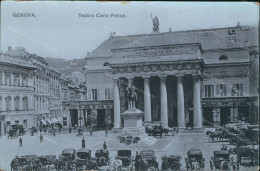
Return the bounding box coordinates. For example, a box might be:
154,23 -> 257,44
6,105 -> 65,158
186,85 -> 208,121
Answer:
22,75 -> 28,86
6,96 -> 11,111
216,84 -> 227,97
23,120 -> 27,128
14,74 -> 19,86
14,96 -> 20,110
92,89 -> 98,101
105,88 -> 111,100
63,117 -> 67,126
204,85 -> 214,98
219,55 -> 228,60
5,72 -> 11,85
15,120 -> 19,126
22,97 -> 28,111
232,84 -> 243,97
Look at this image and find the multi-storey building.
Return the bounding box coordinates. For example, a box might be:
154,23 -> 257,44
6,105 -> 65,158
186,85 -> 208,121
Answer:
77,23 -> 258,130
0,47 -> 36,135
0,47 -> 64,134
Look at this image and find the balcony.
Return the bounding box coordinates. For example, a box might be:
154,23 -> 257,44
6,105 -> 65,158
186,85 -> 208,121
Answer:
0,109 -> 34,116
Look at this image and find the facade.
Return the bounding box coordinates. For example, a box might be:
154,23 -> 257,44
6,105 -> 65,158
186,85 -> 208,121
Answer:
0,47 -> 36,135
83,23 -> 258,130
0,47 -> 64,135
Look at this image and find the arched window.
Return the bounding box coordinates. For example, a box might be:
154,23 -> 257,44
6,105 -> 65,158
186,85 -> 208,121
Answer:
103,62 -> 110,67
14,96 -> 20,110
22,97 -> 28,111
6,96 -> 11,111
219,55 -> 228,60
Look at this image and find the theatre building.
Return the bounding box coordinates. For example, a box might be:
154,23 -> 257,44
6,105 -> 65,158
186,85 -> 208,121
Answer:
75,23 -> 258,129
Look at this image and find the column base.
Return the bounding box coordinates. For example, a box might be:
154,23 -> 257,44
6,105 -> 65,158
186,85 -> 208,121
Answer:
110,127 -> 121,133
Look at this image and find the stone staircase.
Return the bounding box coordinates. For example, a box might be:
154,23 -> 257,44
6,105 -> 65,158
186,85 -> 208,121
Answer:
178,128 -> 204,133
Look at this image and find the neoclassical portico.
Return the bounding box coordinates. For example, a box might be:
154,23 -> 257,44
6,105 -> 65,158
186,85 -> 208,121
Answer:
111,61 -> 204,129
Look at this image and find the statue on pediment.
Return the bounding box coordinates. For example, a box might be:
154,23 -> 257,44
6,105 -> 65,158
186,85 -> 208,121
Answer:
151,14 -> 159,32
126,85 -> 138,109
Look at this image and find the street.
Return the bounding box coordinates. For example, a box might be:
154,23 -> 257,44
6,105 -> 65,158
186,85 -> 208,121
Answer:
0,129 -> 258,170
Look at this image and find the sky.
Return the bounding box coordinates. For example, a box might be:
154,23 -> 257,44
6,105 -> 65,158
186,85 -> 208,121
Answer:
0,2 -> 259,60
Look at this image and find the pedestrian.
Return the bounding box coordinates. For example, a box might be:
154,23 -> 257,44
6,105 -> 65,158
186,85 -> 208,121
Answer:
19,137 -> 22,147
103,141 -> 107,150
69,127 -> 72,134
105,127 -> 108,137
134,151 -> 141,171
82,137 -> 86,149
40,134 -> 43,143
90,125 -> 93,136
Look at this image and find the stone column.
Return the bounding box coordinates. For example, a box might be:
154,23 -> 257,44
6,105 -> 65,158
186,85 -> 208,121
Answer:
10,72 -> 14,85
19,73 -> 22,86
2,94 -> 6,111
143,76 -> 151,122
19,95 -> 23,111
11,93 -> 14,111
160,75 -> 168,127
177,74 -> 185,128
113,78 -> 121,128
193,75 -> 202,128
1,71 -> 5,85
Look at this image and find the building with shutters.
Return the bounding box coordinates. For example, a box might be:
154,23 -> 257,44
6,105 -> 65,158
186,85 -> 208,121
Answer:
0,47 -> 64,135
0,47 -> 36,135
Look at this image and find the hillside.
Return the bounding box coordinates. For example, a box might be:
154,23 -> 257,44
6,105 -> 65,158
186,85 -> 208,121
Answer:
45,57 -> 86,75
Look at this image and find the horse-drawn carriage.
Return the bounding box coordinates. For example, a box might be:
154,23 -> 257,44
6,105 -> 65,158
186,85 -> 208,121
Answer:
210,150 -> 235,170
239,145 -> 259,166
139,150 -> 159,171
8,129 -> 18,138
10,156 -> 27,171
185,149 -> 205,170
145,124 -> 163,138
114,150 -> 134,171
37,155 -> 56,170
161,155 -> 182,171
95,149 -> 110,167
29,126 -> 38,136
76,149 -> 96,170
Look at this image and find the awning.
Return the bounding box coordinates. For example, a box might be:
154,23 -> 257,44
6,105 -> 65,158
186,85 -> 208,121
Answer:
46,119 -> 53,124
57,117 -> 63,122
51,118 -> 59,123
41,120 -> 47,125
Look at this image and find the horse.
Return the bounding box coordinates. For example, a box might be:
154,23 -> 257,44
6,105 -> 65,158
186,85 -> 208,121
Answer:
191,161 -> 200,171
220,160 -> 230,170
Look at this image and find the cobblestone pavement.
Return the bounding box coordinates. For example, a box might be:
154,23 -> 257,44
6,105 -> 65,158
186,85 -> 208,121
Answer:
0,129 -> 258,170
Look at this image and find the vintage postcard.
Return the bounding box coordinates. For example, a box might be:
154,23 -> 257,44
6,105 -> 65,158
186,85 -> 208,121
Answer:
0,1 -> 259,171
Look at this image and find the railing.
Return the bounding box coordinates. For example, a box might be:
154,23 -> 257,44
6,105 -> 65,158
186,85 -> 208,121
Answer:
0,109 -> 34,115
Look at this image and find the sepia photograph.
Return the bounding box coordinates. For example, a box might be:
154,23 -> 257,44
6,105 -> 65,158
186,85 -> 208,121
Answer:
0,1 -> 259,170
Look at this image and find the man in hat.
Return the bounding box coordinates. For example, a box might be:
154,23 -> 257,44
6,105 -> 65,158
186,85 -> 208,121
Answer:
82,137 -> 86,149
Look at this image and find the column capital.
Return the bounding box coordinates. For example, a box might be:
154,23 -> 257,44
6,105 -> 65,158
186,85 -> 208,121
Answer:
176,74 -> 184,81
142,76 -> 150,79
125,76 -> 134,80
159,75 -> 167,80
192,74 -> 202,81
159,75 -> 167,84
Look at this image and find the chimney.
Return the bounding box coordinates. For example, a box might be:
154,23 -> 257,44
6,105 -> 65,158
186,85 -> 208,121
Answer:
244,41 -> 249,47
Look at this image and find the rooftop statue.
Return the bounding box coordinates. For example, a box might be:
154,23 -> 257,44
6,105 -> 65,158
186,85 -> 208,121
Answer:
151,14 -> 159,32
126,84 -> 138,109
